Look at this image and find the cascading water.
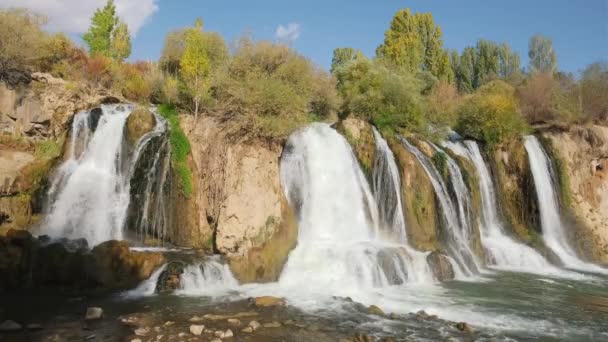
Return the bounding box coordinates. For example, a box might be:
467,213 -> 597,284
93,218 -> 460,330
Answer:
126,113 -> 172,241
178,258 -> 239,296
524,135 -> 607,274
278,123 -> 432,297
400,137 -> 480,276
444,140 -> 556,274
41,104 -> 170,246
371,128 -> 434,282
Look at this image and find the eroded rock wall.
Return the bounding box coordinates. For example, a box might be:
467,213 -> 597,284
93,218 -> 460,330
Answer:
181,116 -> 297,283
542,126 -> 608,264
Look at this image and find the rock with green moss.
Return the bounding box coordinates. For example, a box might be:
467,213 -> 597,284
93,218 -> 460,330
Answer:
335,117 -> 376,179
126,106 -> 155,145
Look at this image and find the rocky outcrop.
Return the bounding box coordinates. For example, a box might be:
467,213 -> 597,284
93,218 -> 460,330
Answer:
389,139 -> 440,251
336,117 -> 376,179
542,125 -> 608,264
181,116 -> 298,283
492,139 -> 543,244
1,74 -> 122,139
0,230 -> 165,292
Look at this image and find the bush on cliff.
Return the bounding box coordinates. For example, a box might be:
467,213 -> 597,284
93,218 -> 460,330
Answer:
210,38 -> 340,138
335,57 -> 424,134
455,80 -> 528,147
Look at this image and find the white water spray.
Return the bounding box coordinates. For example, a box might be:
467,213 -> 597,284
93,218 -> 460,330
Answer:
42,105 -> 133,246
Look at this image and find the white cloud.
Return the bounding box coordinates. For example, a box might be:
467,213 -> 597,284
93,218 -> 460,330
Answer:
0,0 -> 159,35
275,23 -> 301,43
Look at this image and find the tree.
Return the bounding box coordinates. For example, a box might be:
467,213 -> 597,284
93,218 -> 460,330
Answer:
180,18 -> 210,117
0,9 -> 46,79
581,61 -> 608,122
498,43 -> 521,80
110,21 -> 131,62
83,0 -> 118,57
376,8 -> 451,80
331,47 -> 357,74
161,29 -> 227,75
528,34 -> 557,73
456,81 -> 527,147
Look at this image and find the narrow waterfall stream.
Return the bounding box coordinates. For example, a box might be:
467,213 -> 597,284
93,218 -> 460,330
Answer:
524,135 -> 607,274
444,140 -> 559,274
400,138 -> 480,276
40,104 -> 170,246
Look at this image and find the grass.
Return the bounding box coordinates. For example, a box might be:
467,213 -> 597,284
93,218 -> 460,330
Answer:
158,104 -> 193,197
34,140 -> 61,159
431,151 -> 449,179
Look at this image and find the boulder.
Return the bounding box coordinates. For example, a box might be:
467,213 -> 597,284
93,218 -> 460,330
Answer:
85,307 -> 103,321
126,106 -> 155,145
0,320 -> 22,332
155,261 -> 184,293
367,305 -> 384,316
455,322 -> 472,333
189,324 -> 204,336
88,240 -> 165,289
253,296 -> 285,307
426,251 -> 455,282
248,320 -> 261,331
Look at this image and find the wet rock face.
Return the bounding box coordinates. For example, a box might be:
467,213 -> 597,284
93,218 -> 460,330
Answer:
0,230 -> 165,292
335,117 -> 376,179
426,251 -> 455,281
155,262 -> 185,293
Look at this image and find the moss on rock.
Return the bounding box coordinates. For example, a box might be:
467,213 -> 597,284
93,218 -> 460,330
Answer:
126,106 -> 155,145
335,117 -> 376,179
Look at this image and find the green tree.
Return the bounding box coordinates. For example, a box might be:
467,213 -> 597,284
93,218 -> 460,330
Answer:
331,47 -> 357,74
498,43 -> 520,80
110,21 -> 131,62
528,34 -> 557,73
376,8 -> 451,80
83,0 -> 118,57
180,18 -> 210,117
454,47 -> 476,93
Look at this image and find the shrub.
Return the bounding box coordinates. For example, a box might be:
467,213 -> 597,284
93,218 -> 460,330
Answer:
336,57 -> 424,134
158,104 -> 193,196
0,9 -> 46,73
455,80 -> 528,147
426,80 -> 461,127
210,38 -> 338,138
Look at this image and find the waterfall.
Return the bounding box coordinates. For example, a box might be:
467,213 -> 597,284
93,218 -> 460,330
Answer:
371,128 -> 434,282
126,113 -> 172,241
400,137 -> 480,276
444,140 -> 555,273
178,259 -> 239,296
279,123 -> 436,296
524,135 -> 607,273
122,263 -> 168,298
41,104 -> 170,246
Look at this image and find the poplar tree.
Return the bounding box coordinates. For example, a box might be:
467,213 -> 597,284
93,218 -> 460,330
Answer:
83,0 -> 118,57
528,34 -> 557,73
180,18 -> 210,117
110,21 -> 131,62
376,8 -> 451,80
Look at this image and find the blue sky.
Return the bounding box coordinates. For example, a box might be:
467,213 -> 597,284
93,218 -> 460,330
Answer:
4,0 -> 607,73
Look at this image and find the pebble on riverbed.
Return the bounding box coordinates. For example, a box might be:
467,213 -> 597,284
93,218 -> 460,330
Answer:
189,324 -> 204,336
